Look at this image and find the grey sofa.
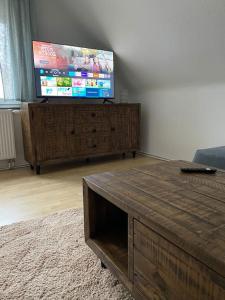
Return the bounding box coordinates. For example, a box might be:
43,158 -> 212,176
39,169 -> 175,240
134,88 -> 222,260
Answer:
193,146 -> 225,170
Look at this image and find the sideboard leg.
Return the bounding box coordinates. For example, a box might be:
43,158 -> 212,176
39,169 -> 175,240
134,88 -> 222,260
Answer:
36,165 -> 41,175
30,164 -> 34,170
132,151 -> 136,158
86,158 -> 90,163
122,152 -> 126,159
101,261 -> 107,269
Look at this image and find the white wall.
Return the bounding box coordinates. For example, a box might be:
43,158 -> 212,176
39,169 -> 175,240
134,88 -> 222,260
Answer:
139,84 -> 225,161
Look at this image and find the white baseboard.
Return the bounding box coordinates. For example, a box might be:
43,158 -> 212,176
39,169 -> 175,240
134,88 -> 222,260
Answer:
138,151 -> 170,161
0,152 -> 168,171
0,161 -> 29,171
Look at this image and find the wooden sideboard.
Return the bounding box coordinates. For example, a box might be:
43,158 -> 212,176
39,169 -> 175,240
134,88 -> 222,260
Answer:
21,103 -> 140,174
83,160 -> 225,300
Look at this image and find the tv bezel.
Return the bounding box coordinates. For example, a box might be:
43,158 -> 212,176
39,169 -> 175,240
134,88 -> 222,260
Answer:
32,40 -> 115,100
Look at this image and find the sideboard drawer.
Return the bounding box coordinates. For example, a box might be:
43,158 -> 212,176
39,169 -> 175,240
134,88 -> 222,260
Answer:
74,122 -> 111,135
76,109 -> 107,123
75,135 -> 111,155
133,220 -> 225,300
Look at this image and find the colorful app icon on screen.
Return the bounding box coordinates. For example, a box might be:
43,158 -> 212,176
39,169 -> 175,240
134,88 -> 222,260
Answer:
41,87 -> 58,96
86,88 -> 99,97
72,87 -> 86,97
69,71 -> 76,77
99,89 -> 111,98
57,87 -> 72,96
97,80 -> 111,89
72,78 -> 86,87
93,73 -> 99,78
56,77 -> 72,87
40,76 -> 57,87
86,79 -> 98,88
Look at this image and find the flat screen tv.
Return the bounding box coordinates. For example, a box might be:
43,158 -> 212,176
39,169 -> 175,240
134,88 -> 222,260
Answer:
32,41 -> 114,99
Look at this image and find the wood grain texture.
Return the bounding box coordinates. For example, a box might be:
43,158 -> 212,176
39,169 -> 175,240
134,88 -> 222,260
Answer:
21,103 -> 140,172
134,220 -> 225,300
128,215 -> 134,283
83,160 -> 225,299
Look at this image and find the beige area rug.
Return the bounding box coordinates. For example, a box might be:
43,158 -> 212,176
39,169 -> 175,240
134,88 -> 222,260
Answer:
0,209 -> 133,300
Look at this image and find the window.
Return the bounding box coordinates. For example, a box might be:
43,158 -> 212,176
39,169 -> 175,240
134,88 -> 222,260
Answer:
0,64 -> 4,99
0,21 -> 15,102
0,1 -> 33,105
0,23 -> 5,100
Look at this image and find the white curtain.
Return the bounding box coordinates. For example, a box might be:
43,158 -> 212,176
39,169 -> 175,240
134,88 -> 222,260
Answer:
0,0 -> 34,103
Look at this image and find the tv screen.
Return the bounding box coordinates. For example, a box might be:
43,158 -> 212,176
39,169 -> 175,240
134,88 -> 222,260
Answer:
32,41 -> 114,99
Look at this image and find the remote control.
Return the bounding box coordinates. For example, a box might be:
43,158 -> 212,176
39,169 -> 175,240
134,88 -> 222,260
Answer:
180,167 -> 217,174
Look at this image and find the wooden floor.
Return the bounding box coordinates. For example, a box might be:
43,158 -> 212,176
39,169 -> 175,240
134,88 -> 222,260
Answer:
0,154 -> 159,226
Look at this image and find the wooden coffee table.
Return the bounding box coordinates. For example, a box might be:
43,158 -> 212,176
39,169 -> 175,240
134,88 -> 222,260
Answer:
83,160 -> 225,300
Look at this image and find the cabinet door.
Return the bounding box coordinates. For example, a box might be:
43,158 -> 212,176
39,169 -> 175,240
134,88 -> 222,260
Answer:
127,106 -> 140,149
110,107 -> 129,151
31,106 -> 75,161
110,106 -> 139,151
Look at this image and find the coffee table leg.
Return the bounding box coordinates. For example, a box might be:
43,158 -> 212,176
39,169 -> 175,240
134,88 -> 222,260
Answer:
101,261 -> 107,269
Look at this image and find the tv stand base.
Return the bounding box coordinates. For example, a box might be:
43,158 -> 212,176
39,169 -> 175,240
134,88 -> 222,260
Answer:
21,103 -> 140,175
103,99 -> 114,104
40,97 -> 49,103
36,165 -> 41,175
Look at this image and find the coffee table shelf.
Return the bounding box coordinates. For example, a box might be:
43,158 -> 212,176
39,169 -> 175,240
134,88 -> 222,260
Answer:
83,187 -> 129,275
93,231 -> 128,275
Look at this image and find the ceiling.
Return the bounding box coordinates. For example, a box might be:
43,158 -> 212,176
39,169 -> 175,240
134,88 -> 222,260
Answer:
32,0 -> 225,89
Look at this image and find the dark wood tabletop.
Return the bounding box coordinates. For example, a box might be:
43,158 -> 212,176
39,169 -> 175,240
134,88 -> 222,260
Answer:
84,160 -> 225,279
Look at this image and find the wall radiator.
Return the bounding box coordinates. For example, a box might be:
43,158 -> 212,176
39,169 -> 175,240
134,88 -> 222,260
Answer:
0,109 -> 16,167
